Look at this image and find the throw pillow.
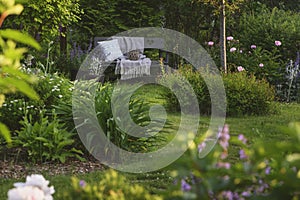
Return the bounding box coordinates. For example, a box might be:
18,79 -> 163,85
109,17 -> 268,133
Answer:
97,39 -> 123,62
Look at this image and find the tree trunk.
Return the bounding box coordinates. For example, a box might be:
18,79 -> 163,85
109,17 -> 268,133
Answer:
220,0 -> 227,73
60,26 -> 67,56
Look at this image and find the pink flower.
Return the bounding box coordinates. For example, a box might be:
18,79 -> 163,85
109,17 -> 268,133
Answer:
218,125 -> 230,151
237,66 -> 244,72
216,162 -> 231,169
197,142 -> 206,153
227,36 -> 234,41
230,47 -> 237,52
259,63 -> 264,67
275,40 -> 282,46
239,50 -> 243,53
220,151 -> 228,159
208,41 -> 214,46
251,45 -> 257,49
238,134 -> 247,144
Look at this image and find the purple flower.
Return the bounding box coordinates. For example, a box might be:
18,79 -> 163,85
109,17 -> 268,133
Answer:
79,180 -> 86,188
275,40 -> 282,46
181,179 -> 192,192
239,149 -> 248,160
227,36 -> 234,41
238,134 -> 247,144
221,190 -> 233,199
198,142 -> 206,153
241,191 -> 251,197
265,166 -> 271,175
251,45 -> 257,49
218,125 -> 230,151
230,47 -> 237,52
208,41 -> 214,46
237,66 -> 244,72
259,63 -> 264,67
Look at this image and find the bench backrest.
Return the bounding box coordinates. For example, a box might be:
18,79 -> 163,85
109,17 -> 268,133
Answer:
93,37 -> 165,49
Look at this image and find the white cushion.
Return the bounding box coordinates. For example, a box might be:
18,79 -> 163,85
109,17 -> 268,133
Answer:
97,39 -> 123,62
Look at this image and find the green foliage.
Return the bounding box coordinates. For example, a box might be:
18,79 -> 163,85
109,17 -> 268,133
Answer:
0,0 -> 40,144
72,81 -> 168,156
4,0 -> 82,42
13,110 -> 83,163
167,122 -> 300,200
60,169 -> 163,200
223,72 -> 275,116
159,65 -> 275,116
0,73 -> 72,131
236,5 -> 300,62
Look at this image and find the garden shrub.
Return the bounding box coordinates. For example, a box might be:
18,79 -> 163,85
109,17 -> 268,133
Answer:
159,65 -> 275,116
13,109 -> 83,163
0,73 -> 72,131
223,72 -> 275,116
59,169 -> 162,200
236,5 -> 300,63
206,34 -> 283,87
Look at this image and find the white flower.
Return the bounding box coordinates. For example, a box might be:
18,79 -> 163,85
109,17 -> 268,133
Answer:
58,95 -> 63,98
8,186 -> 45,200
13,174 -> 55,200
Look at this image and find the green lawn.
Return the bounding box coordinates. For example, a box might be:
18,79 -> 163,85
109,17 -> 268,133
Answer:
1,84 -> 300,199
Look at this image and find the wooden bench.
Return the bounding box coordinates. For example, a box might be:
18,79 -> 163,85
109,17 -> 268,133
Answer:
76,37 -> 169,82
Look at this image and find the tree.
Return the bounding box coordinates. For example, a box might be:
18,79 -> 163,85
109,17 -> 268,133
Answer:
3,0 -> 82,54
197,0 -> 245,73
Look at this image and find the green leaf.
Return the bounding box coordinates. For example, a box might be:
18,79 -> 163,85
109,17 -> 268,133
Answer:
5,4 -> 23,16
0,77 -> 39,100
0,29 -> 41,50
0,123 -> 11,144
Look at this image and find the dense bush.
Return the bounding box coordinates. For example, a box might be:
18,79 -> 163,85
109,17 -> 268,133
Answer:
206,34 -> 283,87
0,73 -> 72,131
223,72 -> 275,116
236,5 -> 300,62
159,65 -> 275,116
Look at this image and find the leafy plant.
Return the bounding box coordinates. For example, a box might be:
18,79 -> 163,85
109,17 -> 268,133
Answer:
0,73 -> 73,131
71,81 -> 169,159
236,5 -> 300,63
59,169 -> 163,200
223,71 -> 275,116
159,64 -> 275,116
0,0 -> 40,144
167,122 -> 300,200
13,110 -> 84,163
